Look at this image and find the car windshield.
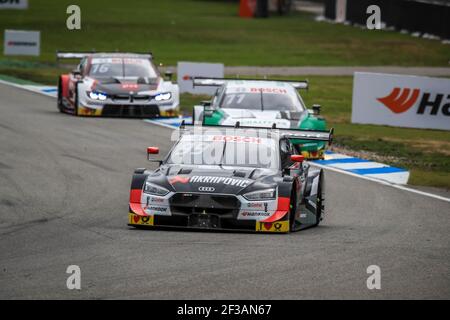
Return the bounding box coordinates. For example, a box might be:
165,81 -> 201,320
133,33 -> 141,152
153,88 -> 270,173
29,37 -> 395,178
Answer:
219,87 -> 304,111
166,134 -> 279,169
89,58 -> 158,79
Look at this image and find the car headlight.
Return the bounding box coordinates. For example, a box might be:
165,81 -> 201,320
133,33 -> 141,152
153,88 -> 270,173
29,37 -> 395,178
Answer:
154,92 -> 172,101
143,181 -> 169,196
243,188 -> 276,201
88,91 -> 108,101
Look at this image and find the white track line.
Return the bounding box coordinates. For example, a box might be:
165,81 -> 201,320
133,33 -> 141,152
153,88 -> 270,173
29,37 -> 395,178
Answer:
143,119 -> 183,130
0,79 -> 57,98
1,78 -> 449,203
311,162 -> 450,203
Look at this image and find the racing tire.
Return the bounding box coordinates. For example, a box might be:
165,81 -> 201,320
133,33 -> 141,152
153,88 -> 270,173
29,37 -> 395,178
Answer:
312,170 -> 324,227
289,188 -> 297,232
57,78 -> 64,113
73,82 -> 79,116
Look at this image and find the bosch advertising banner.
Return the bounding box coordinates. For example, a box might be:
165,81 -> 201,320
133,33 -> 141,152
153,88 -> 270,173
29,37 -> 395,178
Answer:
177,62 -> 224,95
352,72 -> 450,131
0,0 -> 28,9
4,30 -> 40,56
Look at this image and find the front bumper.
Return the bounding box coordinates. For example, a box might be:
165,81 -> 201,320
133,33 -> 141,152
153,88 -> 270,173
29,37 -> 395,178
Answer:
77,103 -> 179,118
128,212 -> 290,233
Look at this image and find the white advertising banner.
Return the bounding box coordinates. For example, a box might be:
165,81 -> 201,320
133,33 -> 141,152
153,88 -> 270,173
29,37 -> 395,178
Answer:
352,72 -> 450,131
335,0 -> 347,22
177,61 -> 224,95
4,30 -> 40,56
0,0 -> 28,9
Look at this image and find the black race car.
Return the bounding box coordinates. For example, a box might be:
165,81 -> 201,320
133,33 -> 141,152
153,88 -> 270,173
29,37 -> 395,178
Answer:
128,123 -> 333,233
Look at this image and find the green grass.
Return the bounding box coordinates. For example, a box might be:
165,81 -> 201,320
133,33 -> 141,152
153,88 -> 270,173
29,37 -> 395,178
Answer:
1,0 -> 450,66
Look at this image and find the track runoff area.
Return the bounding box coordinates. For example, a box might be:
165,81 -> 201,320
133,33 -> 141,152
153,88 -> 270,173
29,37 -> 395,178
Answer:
1,78 -> 447,203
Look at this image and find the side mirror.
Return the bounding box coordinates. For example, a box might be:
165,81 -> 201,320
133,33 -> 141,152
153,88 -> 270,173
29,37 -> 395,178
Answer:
312,104 -> 321,116
203,106 -> 214,117
164,70 -> 173,81
201,100 -> 211,107
147,147 -> 159,155
147,147 -> 160,161
72,69 -> 81,77
290,155 -> 304,163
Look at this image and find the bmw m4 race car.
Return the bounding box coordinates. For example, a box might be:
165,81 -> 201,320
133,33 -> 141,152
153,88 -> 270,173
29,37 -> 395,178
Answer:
192,77 -> 327,159
128,123 -> 333,233
56,52 -> 179,117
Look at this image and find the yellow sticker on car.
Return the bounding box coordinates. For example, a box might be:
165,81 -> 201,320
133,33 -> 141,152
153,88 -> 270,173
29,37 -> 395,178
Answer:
129,213 -> 154,226
255,221 -> 289,233
78,106 -> 102,116
301,149 -> 324,160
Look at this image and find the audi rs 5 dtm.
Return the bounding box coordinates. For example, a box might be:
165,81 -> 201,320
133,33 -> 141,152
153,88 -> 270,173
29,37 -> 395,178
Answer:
128,123 -> 333,233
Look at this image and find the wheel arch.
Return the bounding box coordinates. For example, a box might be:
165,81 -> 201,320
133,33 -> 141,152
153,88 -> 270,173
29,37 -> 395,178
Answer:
129,170 -> 150,215
59,74 -> 70,99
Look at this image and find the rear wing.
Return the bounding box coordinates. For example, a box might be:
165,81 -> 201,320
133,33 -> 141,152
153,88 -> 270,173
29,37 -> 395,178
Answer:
56,51 -> 92,60
192,77 -> 308,90
184,121 -> 333,144
56,51 -> 153,61
279,127 -> 333,144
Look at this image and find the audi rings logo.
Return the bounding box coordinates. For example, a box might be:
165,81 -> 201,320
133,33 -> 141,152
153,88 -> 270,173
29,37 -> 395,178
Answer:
198,186 -> 215,192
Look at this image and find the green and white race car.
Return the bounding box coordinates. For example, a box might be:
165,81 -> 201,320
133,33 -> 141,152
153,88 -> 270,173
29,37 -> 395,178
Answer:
192,77 -> 328,159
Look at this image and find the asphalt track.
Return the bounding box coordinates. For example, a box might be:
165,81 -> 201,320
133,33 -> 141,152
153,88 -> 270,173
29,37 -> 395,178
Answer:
0,83 -> 449,299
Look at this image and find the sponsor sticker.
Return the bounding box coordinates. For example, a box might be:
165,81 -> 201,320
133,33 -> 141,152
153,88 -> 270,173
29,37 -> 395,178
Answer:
246,202 -> 264,209
245,202 -> 269,211
212,135 -> 262,144
255,221 -> 289,232
123,58 -> 145,64
129,213 -> 154,226
241,211 -> 271,217
233,119 -> 291,128
91,58 -> 122,64
170,175 -> 251,188
169,176 -> 190,184
146,206 -> 167,212
147,197 -> 164,203
190,175 -> 251,187
250,88 -> 288,94
121,83 -> 139,90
